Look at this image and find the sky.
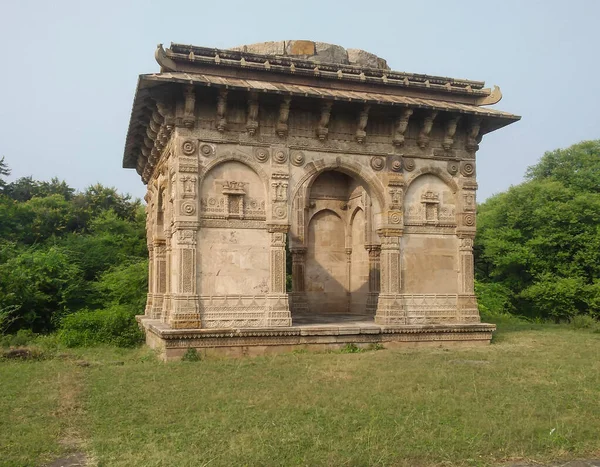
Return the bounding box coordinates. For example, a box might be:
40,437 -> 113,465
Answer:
0,0 -> 598,201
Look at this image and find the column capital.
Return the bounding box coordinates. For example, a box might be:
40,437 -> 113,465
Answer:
376,228 -> 403,238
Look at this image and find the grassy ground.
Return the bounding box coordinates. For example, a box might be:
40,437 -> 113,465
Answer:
1,318 -> 599,467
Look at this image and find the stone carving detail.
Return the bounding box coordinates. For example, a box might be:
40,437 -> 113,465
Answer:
273,149 -> 288,164
447,160 -> 459,175
290,150 -> 305,167
271,180 -> 288,220
393,108 -> 413,146
389,187 -> 403,210
443,116 -> 461,150
463,213 -> 475,227
183,85 -> 196,128
177,229 -> 197,245
181,176 -> 197,199
254,147 -> 270,163
181,201 -> 196,216
246,92 -> 259,136
388,211 -> 402,224
390,157 -> 402,172
356,104 -> 370,143
463,191 -> 476,212
316,101 -> 332,140
182,140 -> 197,155
276,97 -> 292,137
418,110 -> 438,148
200,143 -> 214,157
405,190 -> 456,226
216,88 -> 228,132
403,157 -> 416,171
370,156 -> 385,171
460,237 -> 474,249
460,161 -> 476,177
466,118 -> 482,152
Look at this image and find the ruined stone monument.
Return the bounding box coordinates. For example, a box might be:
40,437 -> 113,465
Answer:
123,40 -> 520,359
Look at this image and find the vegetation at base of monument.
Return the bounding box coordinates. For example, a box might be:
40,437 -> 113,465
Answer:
0,157 -> 146,347
475,140 -> 600,323
1,319 -> 600,467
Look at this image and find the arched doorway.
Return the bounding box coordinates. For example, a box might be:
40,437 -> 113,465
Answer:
292,169 -> 379,322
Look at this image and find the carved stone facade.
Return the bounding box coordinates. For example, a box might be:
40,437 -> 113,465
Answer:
123,40 -> 519,358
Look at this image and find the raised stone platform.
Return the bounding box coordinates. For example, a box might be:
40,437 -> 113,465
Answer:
138,314 -> 495,361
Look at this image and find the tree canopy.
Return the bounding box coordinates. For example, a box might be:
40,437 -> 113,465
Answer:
475,139 -> 600,321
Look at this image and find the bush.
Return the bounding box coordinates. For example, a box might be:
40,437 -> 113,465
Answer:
0,329 -> 37,348
475,280 -> 516,316
181,348 -> 201,362
570,314 -> 600,331
57,305 -> 143,348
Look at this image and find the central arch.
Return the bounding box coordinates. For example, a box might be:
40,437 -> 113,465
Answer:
290,164 -> 382,323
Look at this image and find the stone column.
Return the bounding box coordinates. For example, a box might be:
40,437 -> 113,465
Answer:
457,235 -> 480,323
267,225 -> 292,326
144,243 -> 154,316
151,240 -> 166,320
345,247 -> 352,312
374,229 -> 405,325
366,245 -> 381,314
290,247 -> 308,314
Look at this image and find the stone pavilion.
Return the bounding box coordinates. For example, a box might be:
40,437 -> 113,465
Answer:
122,40 -> 520,359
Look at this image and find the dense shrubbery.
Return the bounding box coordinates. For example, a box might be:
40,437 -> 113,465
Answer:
475,140 -> 600,322
0,157 -> 147,347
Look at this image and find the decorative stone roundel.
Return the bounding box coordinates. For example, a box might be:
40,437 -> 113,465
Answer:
273,205 -> 287,219
290,150 -> 305,167
403,157 -> 416,171
254,147 -> 270,163
370,156 -> 385,171
463,213 -> 475,226
274,150 -> 288,164
391,158 -> 402,172
200,143 -> 214,157
447,160 -> 459,175
389,212 -> 402,224
460,161 -> 475,177
182,140 -> 197,155
181,201 -> 196,216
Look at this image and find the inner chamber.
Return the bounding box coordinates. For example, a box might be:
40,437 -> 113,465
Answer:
302,170 -> 375,316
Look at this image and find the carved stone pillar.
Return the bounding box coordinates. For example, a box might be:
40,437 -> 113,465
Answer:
169,226 -> 201,329
457,235 -> 480,323
151,240 -> 166,320
366,245 -> 381,314
145,243 -> 154,316
374,229 -> 404,325
290,247 -> 308,314
345,247 -> 352,312
267,225 -> 292,326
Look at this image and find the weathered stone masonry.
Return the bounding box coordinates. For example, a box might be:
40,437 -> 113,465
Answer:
123,40 -> 519,358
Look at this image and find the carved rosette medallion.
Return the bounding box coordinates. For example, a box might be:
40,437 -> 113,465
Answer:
370,156 -> 385,171
388,211 -> 402,224
390,157 -> 402,172
290,150 -> 305,167
182,140 -> 197,155
199,143 -> 214,157
181,201 -> 197,216
273,204 -> 287,219
460,161 -> 475,177
463,213 -> 475,226
254,147 -> 270,163
403,157 -> 416,171
273,149 -> 288,164
447,160 -> 459,175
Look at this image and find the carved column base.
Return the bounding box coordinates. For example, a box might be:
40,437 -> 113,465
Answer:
150,294 -> 164,320
457,294 -> 481,323
144,293 -> 153,316
375,294 -> 406,325
169,294 -> 201,329
265,294 -> 292,327
289,292 -> 309,314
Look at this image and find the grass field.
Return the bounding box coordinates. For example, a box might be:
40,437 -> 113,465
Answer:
1,317 -> 599,467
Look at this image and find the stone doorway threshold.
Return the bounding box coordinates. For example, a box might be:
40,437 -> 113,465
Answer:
292,312 -> 375,327
139,316 -> 495,361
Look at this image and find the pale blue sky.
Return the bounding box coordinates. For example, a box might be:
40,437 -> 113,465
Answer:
0,0 -> 598,201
